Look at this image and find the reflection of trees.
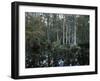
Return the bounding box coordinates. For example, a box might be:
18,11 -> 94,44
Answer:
25,12 -> 89,68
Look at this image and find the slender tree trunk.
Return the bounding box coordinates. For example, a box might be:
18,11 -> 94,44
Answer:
56,15 -> 59,42
65,16 -> 68,45
57,29 -> 59,42
74,16 -> 77,45
47,15 -> 50,43
63,16 -> 65,45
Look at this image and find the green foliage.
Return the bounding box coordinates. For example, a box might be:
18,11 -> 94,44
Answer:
76,15 -> 89,44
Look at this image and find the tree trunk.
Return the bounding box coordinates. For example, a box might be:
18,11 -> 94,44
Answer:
47,15 -> 50,43
65,16 -> 68,45
63,16 -> 65,45
74,16 -> 77,45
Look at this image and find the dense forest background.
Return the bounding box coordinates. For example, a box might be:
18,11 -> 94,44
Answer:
25,12 -> 89,68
